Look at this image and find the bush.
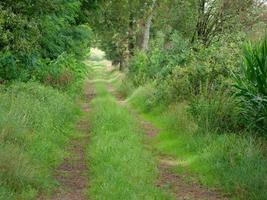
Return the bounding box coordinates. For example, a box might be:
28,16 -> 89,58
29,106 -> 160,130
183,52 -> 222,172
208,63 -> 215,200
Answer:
0,1 -> 92,83
234,35 -> 267,136
34,54 -> 88,95
128,50 -> 150,86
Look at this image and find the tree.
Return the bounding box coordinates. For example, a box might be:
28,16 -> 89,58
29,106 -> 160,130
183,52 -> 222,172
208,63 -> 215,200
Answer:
192,0 -> 263,46
142,0 -> 157,51
0,0 -> 92,81
84,0 -> 155,69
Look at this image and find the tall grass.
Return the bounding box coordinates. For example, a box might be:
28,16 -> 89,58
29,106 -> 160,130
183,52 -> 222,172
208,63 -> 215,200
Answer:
0,82 -> 79,200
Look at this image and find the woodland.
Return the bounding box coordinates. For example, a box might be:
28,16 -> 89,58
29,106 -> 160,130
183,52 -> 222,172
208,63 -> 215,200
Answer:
0,0 -> 267,200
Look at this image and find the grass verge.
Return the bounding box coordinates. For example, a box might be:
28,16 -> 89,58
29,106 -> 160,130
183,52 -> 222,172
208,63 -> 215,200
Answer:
0,82 -> 80,200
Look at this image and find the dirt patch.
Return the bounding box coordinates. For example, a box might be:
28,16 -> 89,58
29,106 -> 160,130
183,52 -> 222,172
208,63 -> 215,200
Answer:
38,82 -> 94,200
158,159 -> 228,200
47,137 -> 89,200
140,120 -> 159,138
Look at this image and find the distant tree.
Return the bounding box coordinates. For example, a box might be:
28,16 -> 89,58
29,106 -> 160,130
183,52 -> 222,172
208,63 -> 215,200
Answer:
84,0 -> 155,69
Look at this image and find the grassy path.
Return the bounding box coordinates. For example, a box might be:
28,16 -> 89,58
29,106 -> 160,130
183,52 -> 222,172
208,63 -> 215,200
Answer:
39,57 -> 227,200
105,65 -> 228,199
87,64 -> 171,199
125,110 -> 226,200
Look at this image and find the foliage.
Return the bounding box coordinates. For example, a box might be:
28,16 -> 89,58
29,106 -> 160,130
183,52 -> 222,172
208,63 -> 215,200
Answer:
128,50 -> 150,85
33,53 -> 88,95
0,0 -> 92,83
234,35 -> 267,136
86,0 -> 157,68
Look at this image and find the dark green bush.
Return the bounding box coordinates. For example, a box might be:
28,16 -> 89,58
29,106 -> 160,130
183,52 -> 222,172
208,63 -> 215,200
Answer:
234,36 -> 267,136
34,54 -> 88,94
128,50 -> 150,86
0,1 -> 92,83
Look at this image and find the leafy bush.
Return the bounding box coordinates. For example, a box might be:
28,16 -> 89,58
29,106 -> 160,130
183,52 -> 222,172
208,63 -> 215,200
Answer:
0,82 -> 78,200
127,32 -> 192,87
34,54 -> 88,94
234,36 -> 267,135
128,50 -> 150,86
0,1 -> 92,82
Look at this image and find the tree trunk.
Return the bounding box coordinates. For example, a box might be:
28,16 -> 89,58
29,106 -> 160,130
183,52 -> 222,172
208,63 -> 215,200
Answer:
142,0 -> 156,52
128,12 -> 135,56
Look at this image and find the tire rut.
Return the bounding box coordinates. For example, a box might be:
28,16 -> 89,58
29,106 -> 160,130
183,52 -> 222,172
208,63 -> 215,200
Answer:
108,82 -> 228,200
38,81 -> 94,200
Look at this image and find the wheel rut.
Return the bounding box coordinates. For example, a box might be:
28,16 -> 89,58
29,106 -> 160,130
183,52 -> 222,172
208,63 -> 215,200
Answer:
108,81 -> 228,200
38,81 -> 94,200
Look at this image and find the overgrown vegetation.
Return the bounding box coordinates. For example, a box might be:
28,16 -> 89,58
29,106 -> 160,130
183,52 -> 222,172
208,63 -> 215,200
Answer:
124,85 -> 267,199
0,1 -> 92,199
90,0 -> 267,199
0,0 -> 91,92
1,0 -> 267,199
114,33 -> 267,200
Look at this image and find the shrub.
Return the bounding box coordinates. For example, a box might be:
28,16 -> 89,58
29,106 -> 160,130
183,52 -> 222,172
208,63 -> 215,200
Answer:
128,50 -> 150,86
234,35 -> 267,136
0,1 -> 92,83
34,54 -> 88,95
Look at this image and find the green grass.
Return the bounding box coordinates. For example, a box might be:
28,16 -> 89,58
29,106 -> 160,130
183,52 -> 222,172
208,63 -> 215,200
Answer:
126,84 -> 267,200
0,82 -> 80,200
87,68 -> 171,200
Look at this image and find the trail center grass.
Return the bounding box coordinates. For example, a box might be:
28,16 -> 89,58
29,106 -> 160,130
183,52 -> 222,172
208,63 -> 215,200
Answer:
87,66 -> 172,200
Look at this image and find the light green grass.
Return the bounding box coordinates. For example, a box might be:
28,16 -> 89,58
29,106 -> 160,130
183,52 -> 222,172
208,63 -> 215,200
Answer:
126,84 -> 267,200
87,67 -> 172,200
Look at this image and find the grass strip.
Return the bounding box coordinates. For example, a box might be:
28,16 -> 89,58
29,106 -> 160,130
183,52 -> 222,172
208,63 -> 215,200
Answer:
87,68 -> 170,200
